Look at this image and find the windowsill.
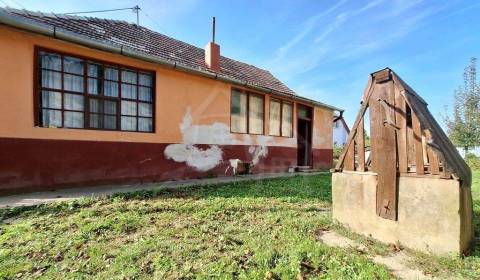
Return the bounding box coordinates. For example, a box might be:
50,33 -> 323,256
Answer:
230,130 -> 265,135
267,133 -> 294,138
33,126 -> 155,134
230,131 -> 294,139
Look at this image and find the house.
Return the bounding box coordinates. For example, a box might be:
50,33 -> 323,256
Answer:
333,115 -> 350,146
0,8 -> 342,194
457,147 -> 480,158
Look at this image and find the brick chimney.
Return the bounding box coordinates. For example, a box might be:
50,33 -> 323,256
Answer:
205,17 -> 220,72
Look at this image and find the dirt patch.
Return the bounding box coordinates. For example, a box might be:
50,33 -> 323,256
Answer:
316,230 -> 364,249
373,252 -> 434,280
316,230 -> 436,280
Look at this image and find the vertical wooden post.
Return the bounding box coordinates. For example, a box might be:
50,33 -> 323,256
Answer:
344,142 -> 355,171
422,135 -> 429,165
428,148 -> 440,175
412,112 -> 424,175
395,92 -> 407,173
356,119 -> 365,171
370,82 -> 398,220
424,130 -> 440,175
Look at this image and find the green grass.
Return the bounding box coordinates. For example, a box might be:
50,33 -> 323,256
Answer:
0,174 -> 392,280
1,171 -> 479,279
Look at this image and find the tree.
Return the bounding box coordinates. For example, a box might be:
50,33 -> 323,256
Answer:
444,57 -> 480,153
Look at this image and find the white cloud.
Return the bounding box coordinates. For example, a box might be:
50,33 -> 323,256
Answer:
265,0 -> 450,81
313,12 -> 347,43
272,0 -> 346,62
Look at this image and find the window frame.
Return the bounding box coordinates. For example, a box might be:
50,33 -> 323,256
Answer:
268,98 -> 293,138
230,88 -> 265,135
33,47 -> 156,133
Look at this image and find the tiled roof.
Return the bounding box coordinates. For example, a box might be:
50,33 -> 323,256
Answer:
1,7 -> 296,95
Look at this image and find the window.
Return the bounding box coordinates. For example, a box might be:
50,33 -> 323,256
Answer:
36,49 -> 154,132
231,89 -> 247,133
282,102 -> 293,137
230,89 -> 264,134
249,94 -> 264,134
269,99 -> 293,137
269,99 -> 281,136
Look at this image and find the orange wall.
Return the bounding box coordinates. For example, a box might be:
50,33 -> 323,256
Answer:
0,26 -> 333,149
313,107 -> 333,149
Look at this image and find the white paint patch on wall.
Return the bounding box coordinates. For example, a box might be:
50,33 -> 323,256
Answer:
249,146 -> 268,166
164,108 -> 228,171
180,108 -> 239,145
165,144 -> 223,172
164,107 -> 298,171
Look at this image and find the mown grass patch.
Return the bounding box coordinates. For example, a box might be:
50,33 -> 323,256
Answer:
0,174 -> 392,279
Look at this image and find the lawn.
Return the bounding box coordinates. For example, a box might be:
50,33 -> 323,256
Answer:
0,172 -> 478,279
0,174 -> 391,279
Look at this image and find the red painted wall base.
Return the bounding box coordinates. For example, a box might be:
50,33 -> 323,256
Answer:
312,148 -> 334,169
0,138 -> 332,195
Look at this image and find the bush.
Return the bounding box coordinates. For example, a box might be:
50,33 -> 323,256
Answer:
333,144 -> 344,160
465,153 -> 480,170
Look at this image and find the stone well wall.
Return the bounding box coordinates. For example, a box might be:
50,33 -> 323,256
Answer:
332,171 -> 474,254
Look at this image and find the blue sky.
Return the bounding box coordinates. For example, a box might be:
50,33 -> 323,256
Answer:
1,0 -> 479,127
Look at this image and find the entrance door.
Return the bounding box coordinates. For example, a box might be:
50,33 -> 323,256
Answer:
297,105 -> 312,166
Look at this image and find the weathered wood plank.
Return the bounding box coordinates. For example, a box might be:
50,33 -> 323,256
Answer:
412,111 -> 424,175
424,129 -> 440,175
395,85 -> 407,173
404,89 -> 466,182
441,159 -> 451,179
370,101 -> 380,173
393,73 -> 471,187
422,135 -> 429,165
335,77 -> 374,170
356,118 -> 365,172
344,142 -> 355,171
370,82 -> 398,220
373,68 -> 391,83
406,121 -> 415,171
428,147 -> 440,175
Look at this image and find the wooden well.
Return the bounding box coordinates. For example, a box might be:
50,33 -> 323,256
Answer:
332,68 -> 474,254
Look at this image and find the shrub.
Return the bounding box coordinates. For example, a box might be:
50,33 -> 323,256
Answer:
465,153 -> 480,170
333,144 -> 344,160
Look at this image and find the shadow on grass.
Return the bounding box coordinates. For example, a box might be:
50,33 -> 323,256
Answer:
0,174 -> 332,221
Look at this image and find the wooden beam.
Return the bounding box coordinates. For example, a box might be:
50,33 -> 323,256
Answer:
372,69 -> 391,83
395,85 -> 407,173
412,111 -> 424,175
428,147 -> 440,175
424,130 -> 440,175
335,77 -> 374,170
422,135 -> 429,165
344,142 -> 355,171
406,122 -> 415,171
370,82 -> 398,220
356,118 -> 365,171
393,73 -> 471,187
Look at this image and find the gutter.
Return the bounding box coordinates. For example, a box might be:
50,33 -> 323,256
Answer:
0,9 -> 343,112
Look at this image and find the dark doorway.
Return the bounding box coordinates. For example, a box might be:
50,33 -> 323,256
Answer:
297,105 -> 312,166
